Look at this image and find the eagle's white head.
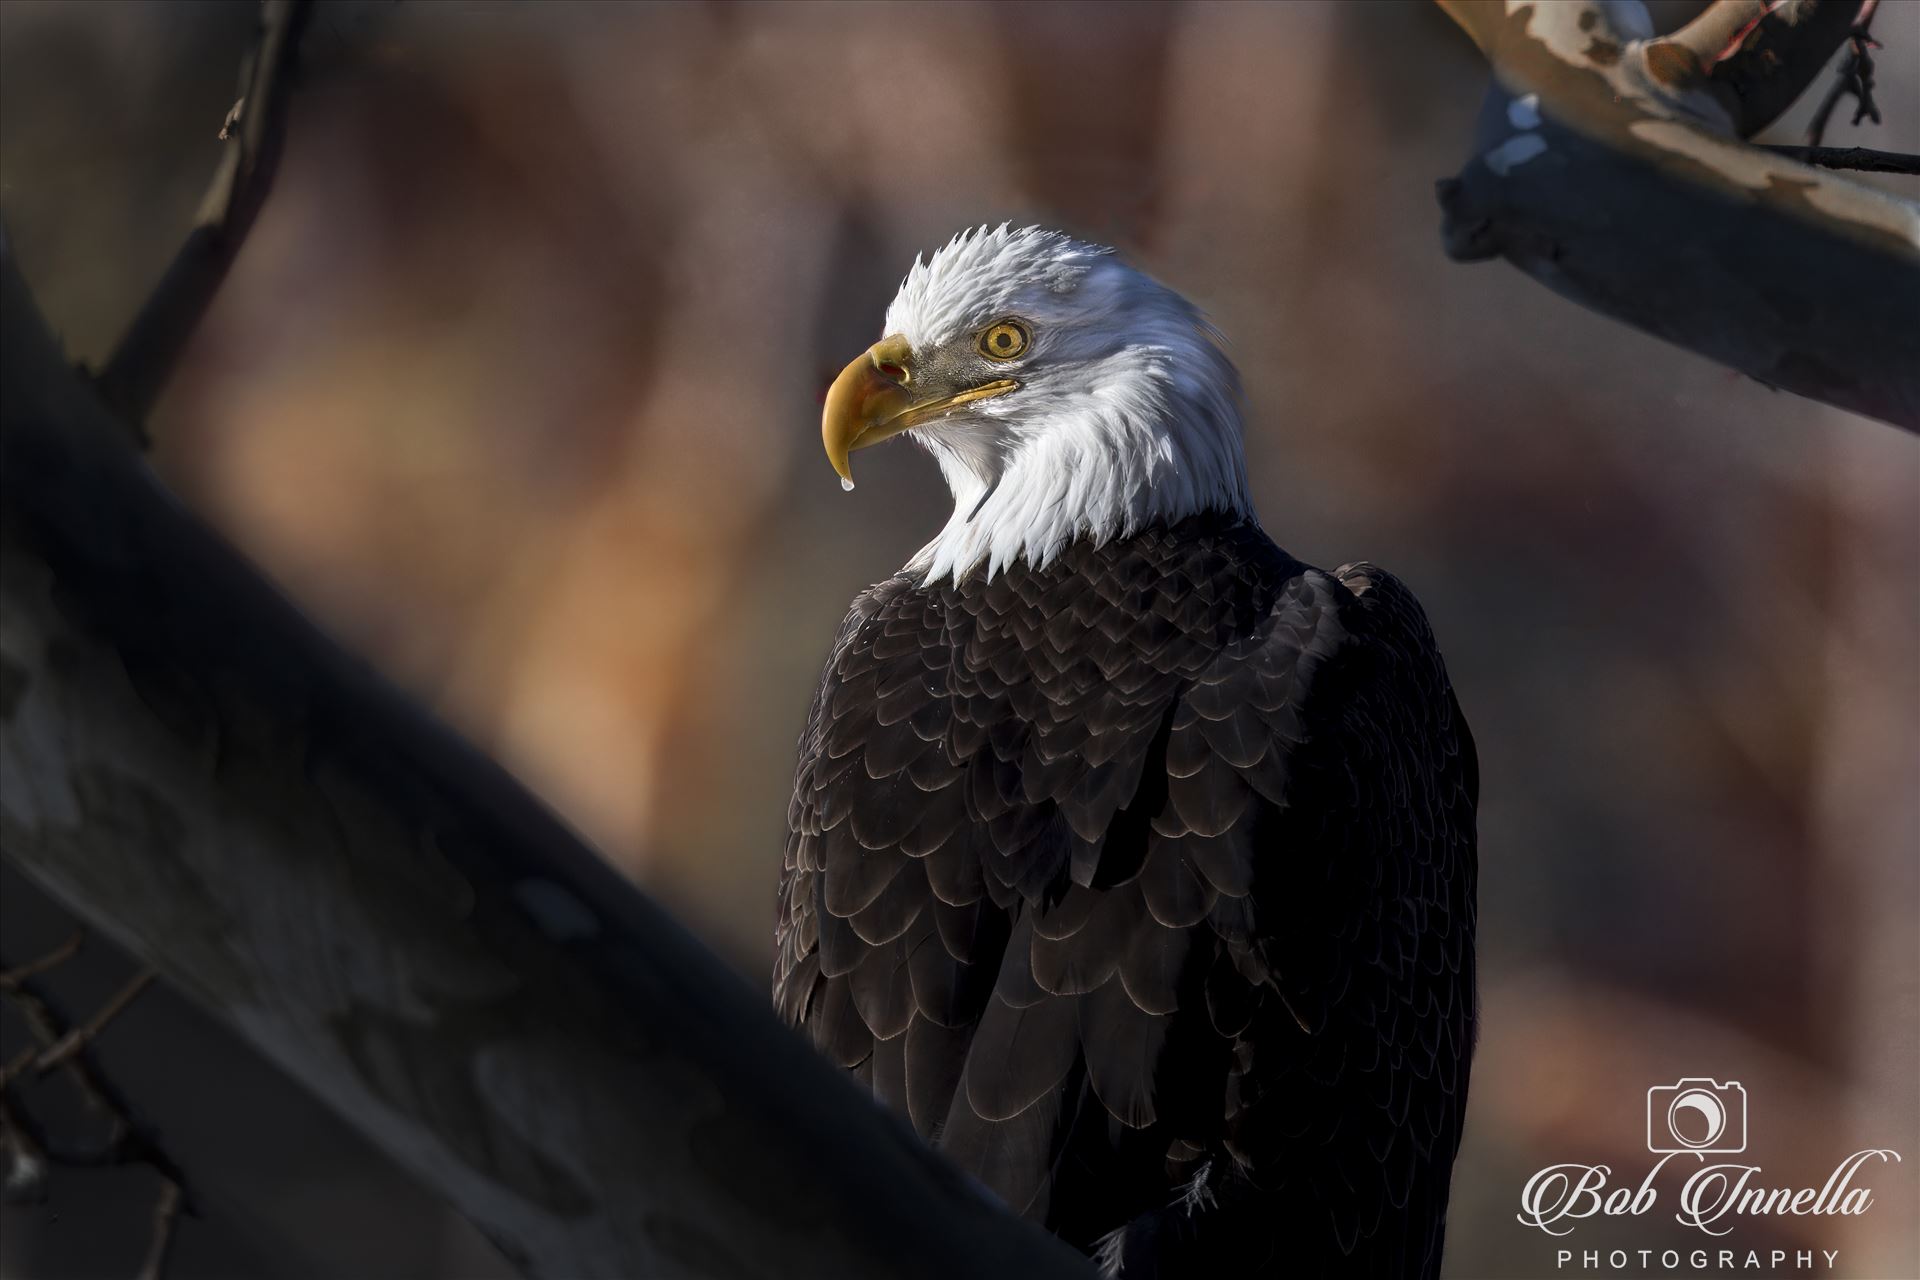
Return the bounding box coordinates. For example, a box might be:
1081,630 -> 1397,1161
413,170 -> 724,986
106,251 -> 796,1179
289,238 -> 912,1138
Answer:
822,225 -> 1253,583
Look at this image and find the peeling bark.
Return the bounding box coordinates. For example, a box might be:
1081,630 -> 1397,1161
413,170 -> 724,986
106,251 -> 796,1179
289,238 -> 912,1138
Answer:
1436,0 -> 1920,430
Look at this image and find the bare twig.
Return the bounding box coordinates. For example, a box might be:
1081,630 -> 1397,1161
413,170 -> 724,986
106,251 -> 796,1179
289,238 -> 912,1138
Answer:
33,969 -> 155,1074
0,951 -> 186,1276
0,1089 -> 51,1204
136,1179 -> 186,1280
0,930 -> 84,991
1759,143 -> 1918,173
2,974 -> 119,1116
1806,2 -> 1884,147
0,963 -> 188,1189
92,0 -> 314,428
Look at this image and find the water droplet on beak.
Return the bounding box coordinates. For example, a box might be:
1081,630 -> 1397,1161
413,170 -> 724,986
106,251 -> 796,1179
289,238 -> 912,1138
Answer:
840,477 -> 855,492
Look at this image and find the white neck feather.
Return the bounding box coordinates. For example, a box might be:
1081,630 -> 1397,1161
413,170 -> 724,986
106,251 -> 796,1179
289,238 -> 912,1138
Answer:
877,227 -> 1256,585
905,329 -> 1253,585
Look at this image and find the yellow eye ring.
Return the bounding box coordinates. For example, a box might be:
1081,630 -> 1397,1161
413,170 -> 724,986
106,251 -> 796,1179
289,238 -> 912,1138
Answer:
978,319 -> 1031,362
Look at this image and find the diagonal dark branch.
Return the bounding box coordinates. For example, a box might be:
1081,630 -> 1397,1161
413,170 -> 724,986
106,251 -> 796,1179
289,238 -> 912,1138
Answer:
1759,143 -> 1917,173
1806,1 -> 1883,147
92,0 -> 313,430
3,0 -> 1094,1269
1,237 -> 1094,1277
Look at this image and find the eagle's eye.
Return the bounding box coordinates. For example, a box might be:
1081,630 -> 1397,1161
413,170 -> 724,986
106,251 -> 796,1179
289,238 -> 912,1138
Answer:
978,319 -> 1031,362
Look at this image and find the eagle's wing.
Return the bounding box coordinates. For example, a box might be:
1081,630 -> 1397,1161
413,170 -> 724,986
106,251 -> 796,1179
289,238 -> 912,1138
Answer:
1130,560 -> 1479,1277
776,530 -> 1476,1277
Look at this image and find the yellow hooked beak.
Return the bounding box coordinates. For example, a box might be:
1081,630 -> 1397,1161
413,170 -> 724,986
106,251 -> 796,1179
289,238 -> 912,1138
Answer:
821,334 -> 1018,486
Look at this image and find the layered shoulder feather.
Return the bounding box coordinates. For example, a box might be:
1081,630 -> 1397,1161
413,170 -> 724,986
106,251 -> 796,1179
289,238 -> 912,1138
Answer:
775,514 -> 1476,1278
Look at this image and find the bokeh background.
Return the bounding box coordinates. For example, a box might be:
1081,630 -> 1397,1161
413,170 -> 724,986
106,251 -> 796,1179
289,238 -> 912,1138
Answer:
2,2 -> 1915,1277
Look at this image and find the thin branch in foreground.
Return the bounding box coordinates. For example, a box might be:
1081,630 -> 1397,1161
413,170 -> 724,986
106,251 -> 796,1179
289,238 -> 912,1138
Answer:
33,969 -> 155,1074
1806,2 -> 1883,147
0,961 -> 190,1188
92,0 -> 314,429
2,975 -> 119,1114
137,1179 -> 187,1280
1757,144 -> 1920,174
0,956 -> 193,1267
0,930 -> 85,991
0,946 -> 187,1274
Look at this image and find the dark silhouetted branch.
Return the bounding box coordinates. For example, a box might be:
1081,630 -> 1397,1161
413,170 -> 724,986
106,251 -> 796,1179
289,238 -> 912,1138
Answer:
1806,0 -> 1882,145
2,221 -> 1089,1280
1759,143 -> 1917,173
2,240 -> 1093,1277
8,2 -> 1088,1273
92,0 -> 314,429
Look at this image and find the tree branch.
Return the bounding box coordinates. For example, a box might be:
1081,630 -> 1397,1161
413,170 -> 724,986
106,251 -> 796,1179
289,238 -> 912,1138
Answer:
1805,1 -> 1883,146
1656,0 -> 1858,137
0,947 -> 188,1188
1759,143 -> 1917,173
92,0 -> 313,429
0,930 -> 84,990
0,238 -> 1089,1279
9,5 -> 1088,1271
0,928 -> 190,1280
32,968 -> 155,1075
137,1179 -> 186,1280
1434,0 -> 1920,431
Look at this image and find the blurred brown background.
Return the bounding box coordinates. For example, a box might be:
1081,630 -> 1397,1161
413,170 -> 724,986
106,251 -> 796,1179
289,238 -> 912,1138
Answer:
1,2 -> 1915,1277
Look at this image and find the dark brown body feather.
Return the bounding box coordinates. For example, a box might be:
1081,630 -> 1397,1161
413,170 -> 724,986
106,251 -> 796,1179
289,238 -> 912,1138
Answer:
775,514 -> 1477,1277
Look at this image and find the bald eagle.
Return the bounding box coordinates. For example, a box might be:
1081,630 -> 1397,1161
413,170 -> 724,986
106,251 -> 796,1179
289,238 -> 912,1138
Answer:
775,226 -> 1477,1277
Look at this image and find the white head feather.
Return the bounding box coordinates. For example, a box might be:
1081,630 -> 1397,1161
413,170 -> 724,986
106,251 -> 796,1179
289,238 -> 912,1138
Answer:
881,225 -> 1254,584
